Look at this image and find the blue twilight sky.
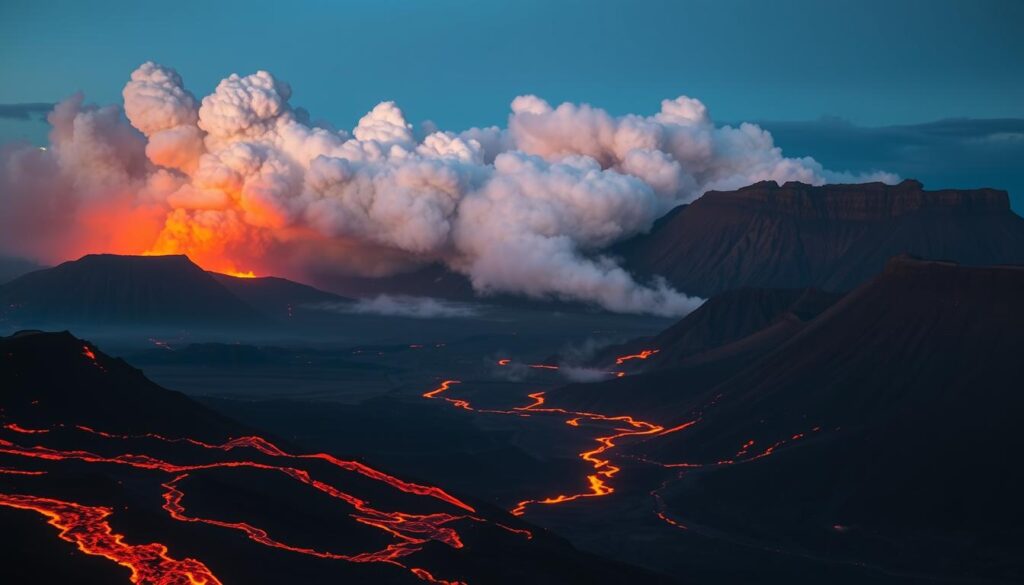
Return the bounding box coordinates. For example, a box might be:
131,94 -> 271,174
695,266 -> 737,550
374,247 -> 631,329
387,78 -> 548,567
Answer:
2,0 -> 1023,206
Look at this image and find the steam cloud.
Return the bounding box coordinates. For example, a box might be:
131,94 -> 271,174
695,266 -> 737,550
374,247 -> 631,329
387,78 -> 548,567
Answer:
0,63 -> 896,315
322,296 -> 481,319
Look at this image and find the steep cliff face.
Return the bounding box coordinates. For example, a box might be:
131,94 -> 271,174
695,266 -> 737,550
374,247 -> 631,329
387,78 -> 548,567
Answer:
707,179 -> 1009,219
619,179 -> 1024,296
643,287 -> 839,367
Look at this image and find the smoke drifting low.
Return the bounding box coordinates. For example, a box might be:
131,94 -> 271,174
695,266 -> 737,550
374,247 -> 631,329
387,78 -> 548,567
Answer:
0,63 -> 895,315
322,296 -> 482,319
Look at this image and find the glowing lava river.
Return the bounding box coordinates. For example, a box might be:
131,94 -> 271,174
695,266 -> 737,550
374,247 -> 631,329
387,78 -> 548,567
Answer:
422,352 -> 820,528
421,350 -> 696,518
0,338 -> 824,584
0,417 -> 532,585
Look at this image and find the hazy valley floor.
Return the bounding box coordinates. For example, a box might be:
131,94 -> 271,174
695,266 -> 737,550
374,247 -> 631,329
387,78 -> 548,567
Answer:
102,310 -> 949,585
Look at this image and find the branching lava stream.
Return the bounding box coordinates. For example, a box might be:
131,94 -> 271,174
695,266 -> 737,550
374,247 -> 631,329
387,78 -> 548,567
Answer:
422,353 -> 699,517
424,352 -> 821,526
1,343 -> 823,584
0,415 -> 539,585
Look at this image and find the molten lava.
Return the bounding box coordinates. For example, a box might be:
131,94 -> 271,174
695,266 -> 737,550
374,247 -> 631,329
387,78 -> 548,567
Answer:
614,349 -> 659,365
422,380 -> 530,418
421,378 -> 696,517
508,391 -> 672,516
0,419 -> 526,585
495,357 -> 626,378
0,493 -> 222,585
422,358 -> 825,528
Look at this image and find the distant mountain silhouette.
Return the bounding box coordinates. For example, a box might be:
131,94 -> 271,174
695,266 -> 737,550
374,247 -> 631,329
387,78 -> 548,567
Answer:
210,272 -> 349,318
552,256 -> 1024,581
0,255 -> 43,284
618,179 -> 1024,297
0,254 -> 266,327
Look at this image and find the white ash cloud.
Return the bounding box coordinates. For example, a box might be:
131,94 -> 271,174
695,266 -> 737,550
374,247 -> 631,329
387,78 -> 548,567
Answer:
0,62 -> 896,316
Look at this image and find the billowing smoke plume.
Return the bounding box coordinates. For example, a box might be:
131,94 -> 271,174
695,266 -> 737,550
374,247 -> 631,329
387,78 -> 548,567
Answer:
0,63 -> 896,315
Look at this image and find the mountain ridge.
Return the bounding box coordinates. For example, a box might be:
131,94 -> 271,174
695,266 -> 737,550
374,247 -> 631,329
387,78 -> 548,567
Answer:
546,256 -> 1024,581
618,179 -> 1024,297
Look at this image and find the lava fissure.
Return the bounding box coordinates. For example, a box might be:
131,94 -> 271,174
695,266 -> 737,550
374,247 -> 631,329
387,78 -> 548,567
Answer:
423,359 -> 821,525
72,424 -> 475,513
0,421 -> 481,585
509,391 -> 672,516
421,376 -> 697,517
614,349 -> 660,365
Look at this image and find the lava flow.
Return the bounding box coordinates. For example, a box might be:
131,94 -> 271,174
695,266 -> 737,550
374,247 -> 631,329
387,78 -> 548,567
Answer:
421,378 -> 694,517
650,472 -> 688,531
0,419 -> 506,585
508,392 -> 675,516
424,359 -> 820,522
426,346 -> 832,537
614,349 -> 659,365
422,380 -> 530,418
495,358 -> 625,378
0,493 -> 221,585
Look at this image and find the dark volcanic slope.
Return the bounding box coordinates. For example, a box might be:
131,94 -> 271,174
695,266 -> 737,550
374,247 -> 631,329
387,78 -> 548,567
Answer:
0,330 -> 246,437
211,272 -> 349,319
619,179 -> 1024,296
0,254 -> 266,327
555,257 -> 1024,582
0,255 -> 42,284
596,287 -> 841,371
568,288 -> 839,413
0,331 -> 667,585
651,257 -> 1024,460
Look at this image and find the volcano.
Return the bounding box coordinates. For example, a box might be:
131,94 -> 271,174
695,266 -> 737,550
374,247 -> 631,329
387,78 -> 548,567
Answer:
210,272 -> 350,319
618,179 -> 1024,297
549,256 -> 1024,581
0,254 -> 267,328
